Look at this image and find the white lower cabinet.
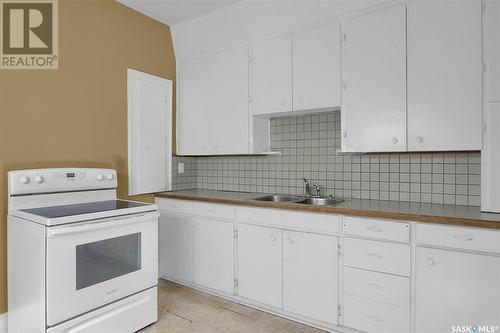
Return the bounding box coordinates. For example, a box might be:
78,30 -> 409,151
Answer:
415,247 -> 500,333
237,223 -> 282,308
343,294 -> 410,333
158,212 -> 193,282
192,218 -> 234,294
283,231 -> 338,325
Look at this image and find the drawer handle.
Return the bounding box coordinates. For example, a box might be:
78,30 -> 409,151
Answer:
170,204 -> 178,208
367,315 -> 383,322
367,253 -> 383,259
367,283 -> 382,290
366,225 -> 382,233
207,208 -> 216,214
454,234 -> 474,241
270,235 -> 277,242
183,222 -> 189,228
427,257 -> 435,266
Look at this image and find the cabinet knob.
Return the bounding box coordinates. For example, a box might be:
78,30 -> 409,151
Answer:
454,234 -> 473,241
416,136 -> 423,143
367,315 -> 382,322
287,238 -> 294,245
366,225 -> 382,233
342,131 -> 347,138
426,257 -> 435,266
367,283 -> 382,290
367,253 -> 383,259
270,235 -> 276,242
392,137 -> 398,144
281,99 -> 287,106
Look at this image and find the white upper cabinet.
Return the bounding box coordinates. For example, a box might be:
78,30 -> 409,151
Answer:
178,56 -> 211,155
407,0 -> 482,151
293,22 -> 341,111
178,46 -> 249,155
251,34 -> 293,115
341,5 -> 407,152
485,0 -> 500,103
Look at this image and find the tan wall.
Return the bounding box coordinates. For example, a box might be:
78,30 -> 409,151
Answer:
0,0 -> 176,314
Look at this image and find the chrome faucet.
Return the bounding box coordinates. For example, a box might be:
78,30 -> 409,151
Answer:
313,183 -> 321,197
303,178 -> 311,197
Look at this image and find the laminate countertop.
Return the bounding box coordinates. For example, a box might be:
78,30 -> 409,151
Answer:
155,189 -> 500,230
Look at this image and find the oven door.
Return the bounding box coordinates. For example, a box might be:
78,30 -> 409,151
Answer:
46,211 -> 158,327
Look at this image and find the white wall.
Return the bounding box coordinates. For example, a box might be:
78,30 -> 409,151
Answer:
171,0 -> 392,61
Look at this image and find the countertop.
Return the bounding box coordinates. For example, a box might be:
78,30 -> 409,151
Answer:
155,189 -> 500,230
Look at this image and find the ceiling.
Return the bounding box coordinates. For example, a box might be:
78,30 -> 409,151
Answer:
118,0 -> 242,26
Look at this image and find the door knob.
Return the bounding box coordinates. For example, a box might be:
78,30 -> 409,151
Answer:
392,137 -> 398,144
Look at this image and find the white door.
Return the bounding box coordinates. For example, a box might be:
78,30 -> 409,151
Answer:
293,22 -> 341,111
237,223 -> 282,308
341,5 -> 406,152
283,231 -> 338,324
177,56 -> 211,155
407,0 -> 482,151
484,0 -> 500,103
208,46 -> 249,154
193,218 -> 234,294
415,247 -> 500,333
158,212 -> 193,282
127,69 -> 172,195
251,34 -> 293,115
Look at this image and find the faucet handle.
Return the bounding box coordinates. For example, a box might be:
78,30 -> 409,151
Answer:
313,184 -> 321,197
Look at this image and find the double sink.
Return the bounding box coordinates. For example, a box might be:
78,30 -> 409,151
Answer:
251,194 -> 345,207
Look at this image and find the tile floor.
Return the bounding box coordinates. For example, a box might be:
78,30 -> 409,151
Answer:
140,279 -> 326,333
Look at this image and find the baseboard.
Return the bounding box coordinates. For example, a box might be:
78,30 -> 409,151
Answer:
0,312 -> 7,333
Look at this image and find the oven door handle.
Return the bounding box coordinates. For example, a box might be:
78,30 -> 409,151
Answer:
46,211 -> 159,238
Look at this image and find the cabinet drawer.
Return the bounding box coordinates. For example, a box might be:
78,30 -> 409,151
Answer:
344,238 -> 410,276
235,206 -> 340,234
156,198 -> 193,214
343,295 -> 410,333
343,267 -> 410,307
343,216 -> 409,243
416,223 -> 500,254
157,199 -> 234,220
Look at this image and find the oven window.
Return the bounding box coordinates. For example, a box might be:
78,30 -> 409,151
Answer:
76,233 -> 141,290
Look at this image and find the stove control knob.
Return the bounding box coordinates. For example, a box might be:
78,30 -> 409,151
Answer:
106,174 -> 114,180
33,175 -> 44,184
18,176 -> 30,184
96,174 -> 104,182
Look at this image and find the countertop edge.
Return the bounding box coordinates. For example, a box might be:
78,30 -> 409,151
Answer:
155,192 -> 500,230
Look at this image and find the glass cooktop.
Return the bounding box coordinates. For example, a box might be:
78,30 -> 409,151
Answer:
20,200 -> 151,218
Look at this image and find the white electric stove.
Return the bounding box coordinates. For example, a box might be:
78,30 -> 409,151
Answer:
7,168 -> 159,333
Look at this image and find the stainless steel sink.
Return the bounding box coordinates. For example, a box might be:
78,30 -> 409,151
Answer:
295,197 -> 346,206
251,195 -> 303,203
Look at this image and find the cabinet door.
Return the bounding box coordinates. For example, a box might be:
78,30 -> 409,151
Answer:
208,46 -> 249,154
193,218 -> 234,294
251,34 -> 293,115
177,57 -> 211,155
416,247 -> 500,333
158,213 -> 193,282
283,231 -> 338,324
237,224 -> 282,308
482,102 -> 500,212
485,0 -> 500,103
293,22 -> 341,111
341,5 -> 406,152
407,1 -> 482,151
